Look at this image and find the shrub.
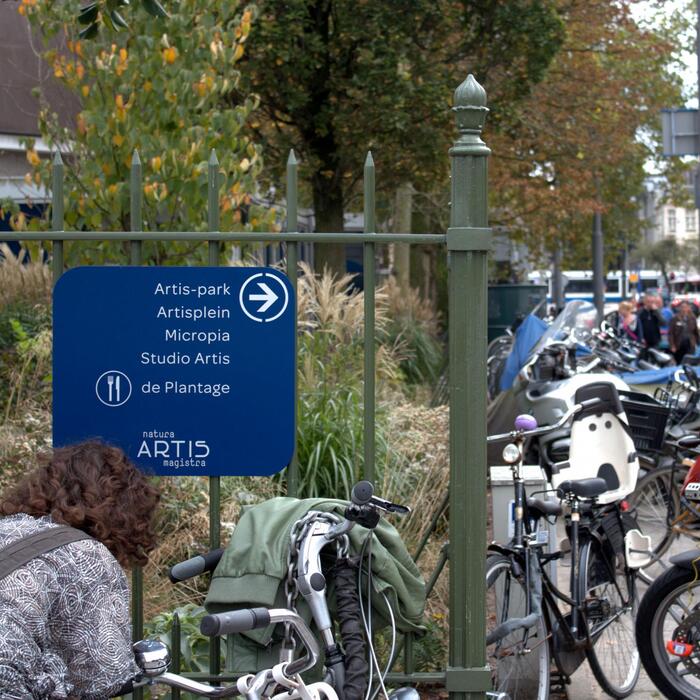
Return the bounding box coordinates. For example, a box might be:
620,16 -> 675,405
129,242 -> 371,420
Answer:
380,277 -> 443,386
289,265 -> 404,498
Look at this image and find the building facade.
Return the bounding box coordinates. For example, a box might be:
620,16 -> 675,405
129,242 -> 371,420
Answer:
640,174 -> 700,245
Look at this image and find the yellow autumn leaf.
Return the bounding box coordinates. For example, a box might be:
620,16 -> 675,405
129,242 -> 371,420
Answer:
163,47 -> 178,64
113,133 -> 124,147
233,44 -> 245,62
26,150 -> 40,167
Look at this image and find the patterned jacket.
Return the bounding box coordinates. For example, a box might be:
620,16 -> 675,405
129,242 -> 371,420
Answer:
0,514 -> 136,699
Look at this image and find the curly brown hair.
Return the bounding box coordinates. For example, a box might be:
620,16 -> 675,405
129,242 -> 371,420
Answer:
0,441 -> 160,567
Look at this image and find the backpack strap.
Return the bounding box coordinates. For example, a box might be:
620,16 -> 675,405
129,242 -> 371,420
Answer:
0,524 -> 94,582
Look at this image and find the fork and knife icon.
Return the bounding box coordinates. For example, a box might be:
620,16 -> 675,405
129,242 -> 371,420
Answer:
107,374 -> 121,403
97,370 -> 131,406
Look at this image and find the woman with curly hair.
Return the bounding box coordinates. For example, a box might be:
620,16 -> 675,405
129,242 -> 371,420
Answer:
0,441 -> 160,699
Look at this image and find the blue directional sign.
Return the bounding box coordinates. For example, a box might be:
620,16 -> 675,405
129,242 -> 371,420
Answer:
53,267 -> 295,476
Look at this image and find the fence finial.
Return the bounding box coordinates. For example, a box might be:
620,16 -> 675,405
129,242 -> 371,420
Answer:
364,150 -> 374,168
453,74 -> 488,133
131,148 -> 141,166
287,149 -> 297,165
209,149 -> 219,166
53,150 -> 63,166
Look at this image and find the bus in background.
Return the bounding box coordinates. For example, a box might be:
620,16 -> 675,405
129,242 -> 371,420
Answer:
527,270 -> 662,309
668,272 -> 700,307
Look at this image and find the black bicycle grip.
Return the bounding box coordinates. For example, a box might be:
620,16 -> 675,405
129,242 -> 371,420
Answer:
351,480 -> 374,505
200,608 -> 271,637
168,548 -> 225,583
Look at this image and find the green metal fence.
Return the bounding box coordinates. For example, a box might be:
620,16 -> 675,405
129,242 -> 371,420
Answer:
4,73 -> 491,700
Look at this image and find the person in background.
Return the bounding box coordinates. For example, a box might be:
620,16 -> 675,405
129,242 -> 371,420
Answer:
638,293 -> 664,358
617,300 -> 643,343
0,441 -> 160,699
669,300 -> 700,365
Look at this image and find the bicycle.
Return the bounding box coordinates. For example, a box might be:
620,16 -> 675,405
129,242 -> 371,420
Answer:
635,551 -> 700,699
130,484 -> 508,699
130,607 -> 332,699
486,385 -> 646,699
628,433 -> 700,584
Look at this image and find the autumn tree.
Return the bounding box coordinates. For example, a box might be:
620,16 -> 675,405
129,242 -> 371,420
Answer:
236,0 -> 565,274
8,0 -> 273,265
487,0 -> 686,272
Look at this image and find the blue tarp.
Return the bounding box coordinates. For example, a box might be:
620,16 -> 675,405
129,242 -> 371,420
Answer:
618,366 -> 680,385
499,314 -> 548,391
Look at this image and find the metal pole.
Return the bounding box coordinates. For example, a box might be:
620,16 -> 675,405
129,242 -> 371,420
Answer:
447,74 -> 492,700
696,0 -> 700,255
622,237 -> 629,301
127,148 -> 145,700
552,245 -> 563,312
363,152 -> 376,484
592,209 -> 605,320
207,150 -> 222,680
51,152 -> 64,285
286,150 -> 300,496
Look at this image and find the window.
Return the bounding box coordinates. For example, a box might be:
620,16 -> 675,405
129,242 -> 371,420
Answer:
668,208 -> 677,233
565,279 -> 594,294
687,210 -> 697,232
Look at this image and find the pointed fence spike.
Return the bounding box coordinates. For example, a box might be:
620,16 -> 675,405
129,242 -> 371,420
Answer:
131,148 -> 141,166
209,148 -> 219,166
364,150 -> 374,168
53,150 -> 63,166
287,149 -> 297,165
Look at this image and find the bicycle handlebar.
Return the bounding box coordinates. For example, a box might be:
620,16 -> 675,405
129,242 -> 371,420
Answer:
487,397 -> 602,444
169,548 -> 225,583
200,607 -> 271,636
201,608 -> 320,677
350,480 -> 410,515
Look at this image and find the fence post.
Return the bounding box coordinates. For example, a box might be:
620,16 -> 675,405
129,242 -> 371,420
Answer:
51,152 -> 64,285
207,149 -> 222,680
286,150 -> 299,497
447,74 -> 491,700
363,152 -> 376,484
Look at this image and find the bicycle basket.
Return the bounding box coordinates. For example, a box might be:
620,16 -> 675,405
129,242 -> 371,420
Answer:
619,391 -> 669,451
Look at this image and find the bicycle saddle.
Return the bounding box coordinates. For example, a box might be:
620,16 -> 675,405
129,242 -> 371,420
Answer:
677,434 -> 700,450
526,497 -> 563,518
556,477 -> 608,499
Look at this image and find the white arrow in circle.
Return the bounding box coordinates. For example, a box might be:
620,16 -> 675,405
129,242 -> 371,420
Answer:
249,282 -> 279,313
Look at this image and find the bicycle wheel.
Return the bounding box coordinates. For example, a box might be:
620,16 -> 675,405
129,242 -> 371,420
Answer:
629,464 -> 694,584
636,564 -> 700,700
578,536 -> 640,697
485,553 -> 549,699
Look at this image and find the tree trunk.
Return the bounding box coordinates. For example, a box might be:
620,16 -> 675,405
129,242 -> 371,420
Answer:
393,183 -> 413,293
311,169 -> 345,277
411,207 -> 438,313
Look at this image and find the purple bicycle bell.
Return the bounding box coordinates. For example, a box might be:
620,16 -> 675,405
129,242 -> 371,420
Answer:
514,414 -> 538,431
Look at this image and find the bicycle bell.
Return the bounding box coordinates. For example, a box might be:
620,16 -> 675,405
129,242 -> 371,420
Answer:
133,639 -> 171,677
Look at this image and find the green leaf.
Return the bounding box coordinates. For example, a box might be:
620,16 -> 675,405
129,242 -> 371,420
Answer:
142,0 -> 169,18
78,23 -> 99,39
110,9 -> 129,28
77,3 -> 99,25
